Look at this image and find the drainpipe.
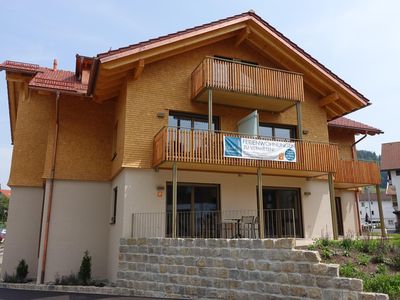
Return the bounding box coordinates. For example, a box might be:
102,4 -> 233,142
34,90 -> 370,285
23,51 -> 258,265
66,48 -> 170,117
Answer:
40,92 -> 60,283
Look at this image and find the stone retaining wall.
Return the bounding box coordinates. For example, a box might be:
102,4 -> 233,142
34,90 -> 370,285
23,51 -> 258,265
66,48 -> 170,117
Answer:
117,238 -> 388,299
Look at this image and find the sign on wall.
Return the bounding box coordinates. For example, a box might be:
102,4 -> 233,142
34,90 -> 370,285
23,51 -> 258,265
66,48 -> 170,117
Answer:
223,136 -> 296,162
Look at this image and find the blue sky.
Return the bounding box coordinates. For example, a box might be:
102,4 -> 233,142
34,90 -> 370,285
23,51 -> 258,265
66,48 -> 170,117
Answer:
1,1 -> 399,188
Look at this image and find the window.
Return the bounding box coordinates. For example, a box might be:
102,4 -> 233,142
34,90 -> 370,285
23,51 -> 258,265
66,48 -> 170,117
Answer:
389,220 -> 394,225
361,202 -> 365,207
396,170 -> 400,176
372,211 -> 375,215
110,187 -> 118,224
168,111 -> 219,130
259,123 -> 297,140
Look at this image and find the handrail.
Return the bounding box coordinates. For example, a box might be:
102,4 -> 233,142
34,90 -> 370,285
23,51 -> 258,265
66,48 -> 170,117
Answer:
191,56 -> 305,103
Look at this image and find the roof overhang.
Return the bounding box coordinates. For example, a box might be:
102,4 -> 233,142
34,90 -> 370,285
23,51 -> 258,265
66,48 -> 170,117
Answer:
90,11 -> 370,119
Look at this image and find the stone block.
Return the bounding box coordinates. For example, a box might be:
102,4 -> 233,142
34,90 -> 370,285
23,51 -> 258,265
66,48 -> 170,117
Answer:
262,239 -> 275,249
275,238 -> 295,249
304,251 -> 321,263
290,286 -> 307,297
307,287 -> 322,299
316,276 -> 334,289
322,289 -> 343,299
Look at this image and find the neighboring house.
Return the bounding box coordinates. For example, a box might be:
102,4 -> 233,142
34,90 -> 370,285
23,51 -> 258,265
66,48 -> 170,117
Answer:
358,192 -> 396,230
0,11 -> 384,284
381,142 -> 400,231
0,189 -> 11,199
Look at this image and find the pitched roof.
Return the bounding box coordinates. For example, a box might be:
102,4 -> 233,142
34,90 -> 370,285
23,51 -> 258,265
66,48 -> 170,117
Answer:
0,190 -> 11,198
381,142 -> 400,171
359,192 -> 392,202
0,61 -> 88,94
328,117 -> 383,135
97,11 -> 369,105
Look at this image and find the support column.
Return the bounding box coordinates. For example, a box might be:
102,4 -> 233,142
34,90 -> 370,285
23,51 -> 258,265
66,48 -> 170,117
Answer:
296,102 -> 303,140
208,89 -> 213,131
172,163 -> 177,238
257,168 -> 265,239
376,185 -> 386,238
328,173 -> 338,240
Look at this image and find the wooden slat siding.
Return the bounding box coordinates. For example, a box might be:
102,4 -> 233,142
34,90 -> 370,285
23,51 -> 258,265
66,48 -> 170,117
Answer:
335,160 -> 381,185
191,57 -> 305,102
153,127 -> 339,173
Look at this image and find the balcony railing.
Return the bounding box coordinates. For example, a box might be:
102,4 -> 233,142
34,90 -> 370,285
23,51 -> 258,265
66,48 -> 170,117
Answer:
131,209 -> 296,239
191,57 -> 304,102
335,160 -> 381,186
153,127 -> 339,174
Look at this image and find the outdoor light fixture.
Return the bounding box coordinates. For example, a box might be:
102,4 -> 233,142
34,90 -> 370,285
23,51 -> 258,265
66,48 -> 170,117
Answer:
156,185 -> 165,191
302,129 -> 309,135
156,112 -> 165,118
304,191 -> 311,196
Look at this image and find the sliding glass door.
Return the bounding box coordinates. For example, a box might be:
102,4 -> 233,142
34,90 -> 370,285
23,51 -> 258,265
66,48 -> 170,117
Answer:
261,187 -> 303,238
166,183 -> 220,238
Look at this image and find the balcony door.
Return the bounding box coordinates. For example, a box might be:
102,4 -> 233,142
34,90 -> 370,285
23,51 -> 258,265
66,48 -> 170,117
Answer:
166,183 -> 220,238
260,187 -> 303,238
259,123 -> 297,140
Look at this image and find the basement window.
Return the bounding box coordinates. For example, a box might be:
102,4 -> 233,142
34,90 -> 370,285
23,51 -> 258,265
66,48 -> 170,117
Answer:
110,187 -> 118,225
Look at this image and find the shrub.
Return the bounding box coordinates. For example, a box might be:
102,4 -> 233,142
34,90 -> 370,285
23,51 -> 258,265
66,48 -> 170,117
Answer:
341,238 -> 353,251
339,263 -> 361,278
364,274 -> 400,300
391,252 -> 400,271
16,259 -> 28,282
357,254 -> 371,266
78,251 -> 91,285
3,259 -> 29,283
321,247 -> 332,260
376,264 -> 387,275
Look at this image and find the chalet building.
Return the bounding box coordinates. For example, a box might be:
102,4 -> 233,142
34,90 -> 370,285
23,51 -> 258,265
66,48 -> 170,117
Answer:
381,142 -> 400,231
0,11 -> 384,284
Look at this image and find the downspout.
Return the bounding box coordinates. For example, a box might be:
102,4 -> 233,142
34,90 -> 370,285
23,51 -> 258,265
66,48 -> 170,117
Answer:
40,91 -> 60,283
351,133 -> 367,236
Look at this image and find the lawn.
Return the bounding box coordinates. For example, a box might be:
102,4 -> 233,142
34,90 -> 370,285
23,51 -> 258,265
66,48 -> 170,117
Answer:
305,234 -> 400,299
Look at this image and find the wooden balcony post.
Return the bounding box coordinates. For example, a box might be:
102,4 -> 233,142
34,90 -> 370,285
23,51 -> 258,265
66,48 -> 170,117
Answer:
172,162 -> 178,238
296,102 -> 303,139
208,89 -> 213,131
257,168 -> 265,239
376,185 -> 387,238
328,173 -> 339,240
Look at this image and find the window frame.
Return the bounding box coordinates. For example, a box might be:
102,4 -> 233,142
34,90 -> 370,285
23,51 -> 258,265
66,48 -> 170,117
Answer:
110,186 -> 118,225
168,111 -> 220,131
259,123 -> 297,140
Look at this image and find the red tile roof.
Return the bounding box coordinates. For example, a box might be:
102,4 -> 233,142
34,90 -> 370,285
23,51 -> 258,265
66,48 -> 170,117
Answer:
328,117 -> 383,135
29,69 -> 87,93
0,190 -> 11,198
97,11 -> 369,104
0,60 -> 87,94
381,142 -> 400,171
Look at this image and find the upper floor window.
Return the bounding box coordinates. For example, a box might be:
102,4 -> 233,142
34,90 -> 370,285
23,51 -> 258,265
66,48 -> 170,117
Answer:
396,170 -> 400,176
259,123 -> 297,140
168,111 -> 219,131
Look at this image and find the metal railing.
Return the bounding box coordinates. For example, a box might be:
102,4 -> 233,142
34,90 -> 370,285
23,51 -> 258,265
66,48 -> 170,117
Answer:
131,209 -> 296,239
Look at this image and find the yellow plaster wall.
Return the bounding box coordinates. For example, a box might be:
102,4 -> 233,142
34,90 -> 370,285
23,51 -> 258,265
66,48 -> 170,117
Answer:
42,95 -> 114,181
123,38 -> 329,168
328,128 -> 355,160
8,92 -> 53,187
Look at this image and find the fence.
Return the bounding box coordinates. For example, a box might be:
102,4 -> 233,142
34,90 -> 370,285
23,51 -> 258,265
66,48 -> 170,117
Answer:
131,209 -> 296,239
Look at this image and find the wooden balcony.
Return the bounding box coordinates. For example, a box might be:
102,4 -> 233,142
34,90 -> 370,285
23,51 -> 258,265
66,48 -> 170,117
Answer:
191,57 -> 304,112
334,160 -> 381,188
153,127 -> 339,177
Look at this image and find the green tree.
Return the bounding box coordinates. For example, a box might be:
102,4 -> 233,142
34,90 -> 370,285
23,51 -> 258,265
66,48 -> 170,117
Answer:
0,193 -> 9,227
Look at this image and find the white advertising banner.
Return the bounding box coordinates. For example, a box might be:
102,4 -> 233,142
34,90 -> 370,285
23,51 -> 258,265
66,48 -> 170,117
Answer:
223,136 -> 296,162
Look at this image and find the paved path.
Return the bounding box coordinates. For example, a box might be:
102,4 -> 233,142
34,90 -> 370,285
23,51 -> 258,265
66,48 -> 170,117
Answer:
0,288 -> 166,300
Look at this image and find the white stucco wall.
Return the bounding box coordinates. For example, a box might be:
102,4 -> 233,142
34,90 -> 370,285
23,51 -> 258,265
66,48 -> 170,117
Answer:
337,190 -> 358,236
37,180 -> 110,283
107,171 -> 126,283
391,170 -> 400,201
121,169 -> 334,240
1,187 -> 43,280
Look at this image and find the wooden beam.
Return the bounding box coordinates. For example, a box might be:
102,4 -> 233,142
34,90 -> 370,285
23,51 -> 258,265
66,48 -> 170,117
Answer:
319,92 -> 339,107
132,59 -> 145,81
101,23 -> 246,70
235,27 -> 251,47
6,73 -> 31,83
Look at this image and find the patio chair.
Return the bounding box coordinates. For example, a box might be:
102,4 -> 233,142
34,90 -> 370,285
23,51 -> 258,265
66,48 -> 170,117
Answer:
241,216 -> 257,238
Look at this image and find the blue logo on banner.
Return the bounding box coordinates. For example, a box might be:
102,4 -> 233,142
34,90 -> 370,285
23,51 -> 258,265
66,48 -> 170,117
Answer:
224,137 -> 242,157
285,148 -> 296,161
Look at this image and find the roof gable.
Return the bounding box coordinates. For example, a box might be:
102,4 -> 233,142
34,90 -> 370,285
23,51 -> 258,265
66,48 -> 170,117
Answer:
381,142 -> 400,171
94,11 -> 369,120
